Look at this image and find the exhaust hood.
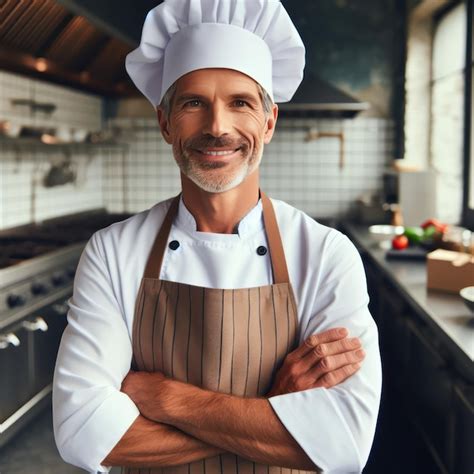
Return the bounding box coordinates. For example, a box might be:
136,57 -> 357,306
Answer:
279,73 -> 370,118
0,0 -> 136,97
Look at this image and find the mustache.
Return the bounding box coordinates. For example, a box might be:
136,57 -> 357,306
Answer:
184,134 -> 249,151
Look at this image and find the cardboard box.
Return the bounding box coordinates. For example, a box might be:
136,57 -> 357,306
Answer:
427,249 -> 474,293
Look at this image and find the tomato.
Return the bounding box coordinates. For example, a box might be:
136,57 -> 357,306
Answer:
392,234 -> 409,250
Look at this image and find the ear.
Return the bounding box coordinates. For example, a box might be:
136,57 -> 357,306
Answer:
156,107 -> 173,144
263,103 -> 279,145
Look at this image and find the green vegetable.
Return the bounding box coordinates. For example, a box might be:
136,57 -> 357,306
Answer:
403,226 -> 424,244
421,225 -> 437,242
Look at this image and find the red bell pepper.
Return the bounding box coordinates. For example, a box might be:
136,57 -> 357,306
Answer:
420,218 -> 448,234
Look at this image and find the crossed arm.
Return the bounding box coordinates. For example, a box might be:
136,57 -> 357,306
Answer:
102,327 -> 365,469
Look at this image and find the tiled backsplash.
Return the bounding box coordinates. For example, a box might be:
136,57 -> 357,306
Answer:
0,70 -> 394,230
104,117 -> 394,219
0,147 -> 104,228
0,71 -> 102,130
0,70 -> 104,229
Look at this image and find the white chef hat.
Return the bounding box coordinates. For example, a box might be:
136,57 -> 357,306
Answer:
125,0 -> 305,107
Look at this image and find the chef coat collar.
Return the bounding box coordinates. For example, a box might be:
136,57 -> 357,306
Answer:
176,195 -> 264,239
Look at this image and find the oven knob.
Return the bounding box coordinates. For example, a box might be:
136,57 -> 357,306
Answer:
31,283 -> 48,295
51,274 -> 66,286
7,294 -> 26,308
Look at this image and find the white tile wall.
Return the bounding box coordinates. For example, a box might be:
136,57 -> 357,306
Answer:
0,70 -> 104,229
0,146 -> 106,228
0,71 -> 102,132
0,69 -> 394,229
103,117 -> 394,219
102,120 -> 181,214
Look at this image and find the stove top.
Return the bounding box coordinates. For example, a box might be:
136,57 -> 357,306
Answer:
0,209 -> 133,269
0,209 -> 135,330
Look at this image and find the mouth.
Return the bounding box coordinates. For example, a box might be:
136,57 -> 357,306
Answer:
195,147 -> 241,157
189,147 -> 244,164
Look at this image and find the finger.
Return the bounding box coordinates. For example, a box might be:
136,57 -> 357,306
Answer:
302,337 -> 361,367
313,362 -> 362,389
288,327 -> 349,361
309,327 -> 349,346
322,337 -> 361,356
308,348 -> 365,380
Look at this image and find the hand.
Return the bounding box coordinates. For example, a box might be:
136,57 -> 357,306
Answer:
266,327 -> 365,396
121,370 -> 169,421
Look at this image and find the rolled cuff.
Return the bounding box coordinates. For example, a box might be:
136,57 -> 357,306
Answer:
55,390 -> 140,473
268,388 -> 361,473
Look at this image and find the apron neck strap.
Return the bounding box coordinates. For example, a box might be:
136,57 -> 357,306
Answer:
143,195 -> 180,279
260,191 -> 290,284
144,191 -> 290,284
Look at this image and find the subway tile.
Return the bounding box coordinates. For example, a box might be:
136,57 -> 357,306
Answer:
0,71 -> 395,227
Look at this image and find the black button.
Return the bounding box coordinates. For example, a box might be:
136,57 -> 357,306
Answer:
256,246 -> 267,256
51,273 -> 66,286
169,240 -> 180,250
31,283 -> 48,295
7,294 -> 26,308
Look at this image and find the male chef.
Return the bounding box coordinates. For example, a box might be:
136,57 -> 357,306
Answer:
52,1 -> 382,473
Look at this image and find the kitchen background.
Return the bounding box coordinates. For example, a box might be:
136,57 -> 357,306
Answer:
0,0 -> 473,473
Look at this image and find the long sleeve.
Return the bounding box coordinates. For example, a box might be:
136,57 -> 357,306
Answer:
268,233 -> 382,473
52,231 -> 140,473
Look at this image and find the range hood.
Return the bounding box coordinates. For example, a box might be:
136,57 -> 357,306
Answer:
279,73 -> 370,118
0,0 -> 137,97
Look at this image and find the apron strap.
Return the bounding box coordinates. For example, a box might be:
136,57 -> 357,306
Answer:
260,191 -> 290,284
143,195 -> 181,278
144,191 -> 290,284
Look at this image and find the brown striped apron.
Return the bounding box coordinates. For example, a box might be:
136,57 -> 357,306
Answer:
124,192 -> 317,474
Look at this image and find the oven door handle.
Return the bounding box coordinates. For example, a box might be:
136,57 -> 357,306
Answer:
22,317 -> 48,332
0,332 -> 21,349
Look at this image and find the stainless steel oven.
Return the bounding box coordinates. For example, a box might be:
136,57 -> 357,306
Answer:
0,247 -> 80,448
0,209 -> 131,449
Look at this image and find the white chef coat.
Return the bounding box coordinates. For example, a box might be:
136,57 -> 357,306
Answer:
52,196 -> 382,474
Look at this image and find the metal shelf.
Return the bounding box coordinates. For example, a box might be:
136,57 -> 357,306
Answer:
0,135 -> 128,151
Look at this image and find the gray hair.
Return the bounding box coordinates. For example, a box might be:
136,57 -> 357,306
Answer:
159,80 -> 274,118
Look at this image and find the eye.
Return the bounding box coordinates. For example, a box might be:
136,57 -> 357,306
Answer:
184,99 -> 203,108
233,99 -> 249,107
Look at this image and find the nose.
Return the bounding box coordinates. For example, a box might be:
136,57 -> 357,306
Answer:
202,102 -> 232,137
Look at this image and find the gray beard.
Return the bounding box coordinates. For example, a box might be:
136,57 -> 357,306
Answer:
173,146 -> 262,193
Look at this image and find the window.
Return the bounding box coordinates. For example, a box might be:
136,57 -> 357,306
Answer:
431,2 -> 466,224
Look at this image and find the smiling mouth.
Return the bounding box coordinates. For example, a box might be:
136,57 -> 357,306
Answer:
195,148 -> 241,156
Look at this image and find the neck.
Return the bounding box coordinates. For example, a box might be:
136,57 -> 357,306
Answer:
180,172 -> 260,234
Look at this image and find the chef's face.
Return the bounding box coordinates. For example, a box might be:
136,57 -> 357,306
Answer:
157,68 -> 278,193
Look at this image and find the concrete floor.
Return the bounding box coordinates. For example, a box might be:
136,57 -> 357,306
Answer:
0,404 -> 121,474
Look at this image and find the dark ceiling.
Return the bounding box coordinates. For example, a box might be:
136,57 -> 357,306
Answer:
0,0 -> 160,97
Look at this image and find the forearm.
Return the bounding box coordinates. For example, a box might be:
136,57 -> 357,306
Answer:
151,380 -> 318,469
102,414 -> 223,468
